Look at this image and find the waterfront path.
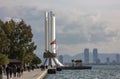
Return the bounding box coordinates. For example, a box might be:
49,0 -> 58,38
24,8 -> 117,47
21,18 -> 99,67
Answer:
3,69 -> 47,79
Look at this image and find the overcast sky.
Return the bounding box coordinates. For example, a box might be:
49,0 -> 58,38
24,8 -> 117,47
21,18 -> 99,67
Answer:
0,0 -> 120,56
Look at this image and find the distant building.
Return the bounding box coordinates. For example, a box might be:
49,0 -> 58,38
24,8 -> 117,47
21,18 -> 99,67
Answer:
84,48 -> 89,64
93,48 -> 99,64
58,55 -> 63,64
116,54 -> 120,64
97,58 -> 101,64
106,57 -> 110,64
112,60 -> 116,65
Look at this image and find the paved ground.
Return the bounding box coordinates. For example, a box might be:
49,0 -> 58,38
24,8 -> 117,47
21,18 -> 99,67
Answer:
3,69 -> 47,79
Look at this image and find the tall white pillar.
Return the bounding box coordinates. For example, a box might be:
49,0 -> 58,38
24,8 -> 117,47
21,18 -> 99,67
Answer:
50,12 -> 56,53
45,11 -> 49,51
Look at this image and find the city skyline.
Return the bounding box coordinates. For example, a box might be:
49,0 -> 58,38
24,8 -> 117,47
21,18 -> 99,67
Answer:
62,48 -> 120,64
0,0 -> 120,56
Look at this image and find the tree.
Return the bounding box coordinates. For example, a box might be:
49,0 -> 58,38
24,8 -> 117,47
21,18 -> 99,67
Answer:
31,54 -> 41,65
0,19 -> 37,65
0,20 -> 10,56
0,53 -> 9,79
8,20 -> 37,64
0,53 -> 9,65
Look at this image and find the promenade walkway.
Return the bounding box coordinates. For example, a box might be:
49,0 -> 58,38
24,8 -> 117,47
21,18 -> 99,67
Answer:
3,69 -> 47,79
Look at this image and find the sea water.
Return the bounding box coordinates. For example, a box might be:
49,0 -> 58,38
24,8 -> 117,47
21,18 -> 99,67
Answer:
45,65 -> 120,79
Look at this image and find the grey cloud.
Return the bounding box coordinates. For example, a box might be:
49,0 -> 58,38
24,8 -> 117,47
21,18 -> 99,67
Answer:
56,13 -> 119,44
0,6 -> 119,45
0,6 -> 45,32
0,4 -> 120,55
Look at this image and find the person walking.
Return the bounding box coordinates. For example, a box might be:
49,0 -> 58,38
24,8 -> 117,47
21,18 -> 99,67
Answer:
9,66 -> 13,78
17,66 -> 21,77
6,66 -> 10,79
0,65 -> 3,79
13,65 -> 17,77
20,66 -> 23,76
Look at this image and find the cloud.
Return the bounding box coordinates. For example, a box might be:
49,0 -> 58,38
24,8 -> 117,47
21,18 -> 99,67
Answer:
0,0 -> 120,55
55,11 -> 119,45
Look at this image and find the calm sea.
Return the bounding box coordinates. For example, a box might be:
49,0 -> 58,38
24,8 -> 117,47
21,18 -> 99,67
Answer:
45,65 -> 120,79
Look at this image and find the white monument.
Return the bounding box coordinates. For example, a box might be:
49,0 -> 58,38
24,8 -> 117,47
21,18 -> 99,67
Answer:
43,11 -> 63,67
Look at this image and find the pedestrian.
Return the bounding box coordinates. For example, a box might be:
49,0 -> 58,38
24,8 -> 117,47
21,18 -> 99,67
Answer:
46,65 -> 48,69
20,66 -> 23,76
32,65 -> 34,71
9,66 -> 13,78
2,65 -> 6,75
0,65 -> 3,79
27,66 -> 30,72
13,65 -> 17,77
17,66 -> 21,77
6,66 -> 10,79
